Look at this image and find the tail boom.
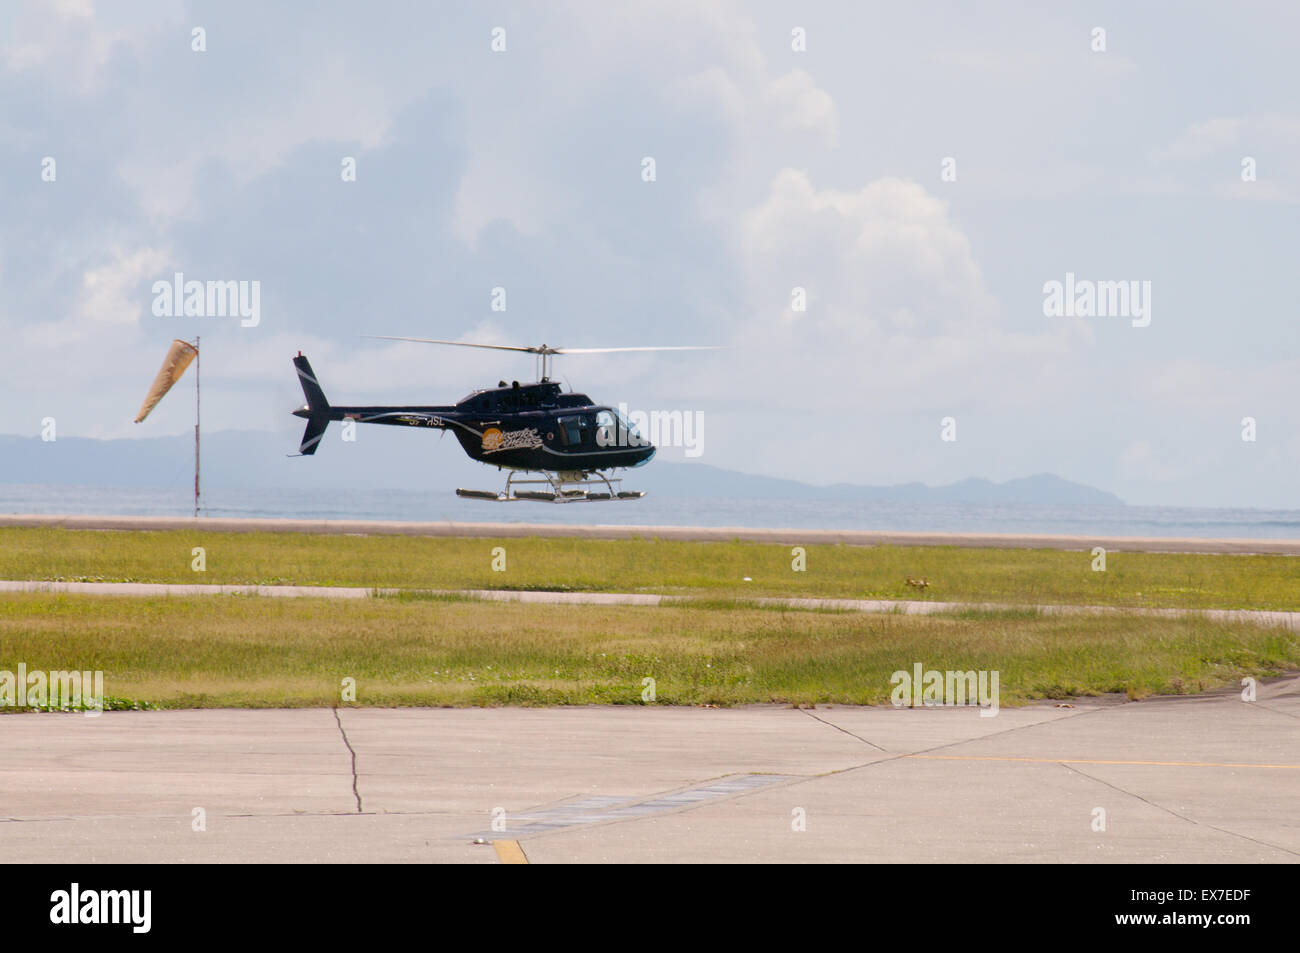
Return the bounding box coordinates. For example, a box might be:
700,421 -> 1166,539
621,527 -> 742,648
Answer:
289,352 -> 458,455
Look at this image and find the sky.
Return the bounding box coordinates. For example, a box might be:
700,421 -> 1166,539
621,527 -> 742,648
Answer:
2,0 -> 1298,507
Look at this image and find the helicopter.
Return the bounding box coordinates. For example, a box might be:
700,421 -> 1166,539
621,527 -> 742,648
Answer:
291,336 -> 719,502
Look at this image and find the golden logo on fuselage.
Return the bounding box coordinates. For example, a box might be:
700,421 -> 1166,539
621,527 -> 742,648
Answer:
480,427 -> 543,454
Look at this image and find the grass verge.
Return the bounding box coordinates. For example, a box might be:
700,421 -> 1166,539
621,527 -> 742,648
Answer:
2,527 -> 1299,610
0,593 -> 1295,709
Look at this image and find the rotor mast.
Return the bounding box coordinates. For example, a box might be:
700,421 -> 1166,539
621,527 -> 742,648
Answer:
537,344 -> 558,381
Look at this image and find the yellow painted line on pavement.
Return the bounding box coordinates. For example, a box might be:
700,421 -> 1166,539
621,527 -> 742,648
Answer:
493,840 -> 529,864
909,754 -> 1300,769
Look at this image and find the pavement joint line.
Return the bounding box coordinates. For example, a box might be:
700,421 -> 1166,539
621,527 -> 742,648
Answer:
784,703 -> 1116,789
1245,702 -> 1300,721
788,695 -> 1300,809
4,579 -> 1300,630
331,707 -> 363,813
1059,761 -> 1300,859
492,840 -> 529,864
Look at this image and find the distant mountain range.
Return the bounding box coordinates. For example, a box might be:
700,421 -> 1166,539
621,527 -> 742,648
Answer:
639,462 -> 1123,505
0,431 -> 1124,506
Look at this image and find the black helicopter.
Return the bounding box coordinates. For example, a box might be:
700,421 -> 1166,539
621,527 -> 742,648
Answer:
291,336 -> 718,502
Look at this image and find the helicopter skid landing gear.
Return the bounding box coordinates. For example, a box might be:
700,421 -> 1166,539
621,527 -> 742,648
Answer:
456,470 -> 646,503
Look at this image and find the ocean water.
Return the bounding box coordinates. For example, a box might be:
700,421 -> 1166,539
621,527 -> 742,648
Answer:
3,483 -> 1300,538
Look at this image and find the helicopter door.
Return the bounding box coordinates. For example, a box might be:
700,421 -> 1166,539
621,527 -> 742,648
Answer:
556,414 -> 591,448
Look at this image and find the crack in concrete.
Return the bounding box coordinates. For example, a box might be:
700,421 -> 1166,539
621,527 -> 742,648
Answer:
797,707 -> 887,751
332,708 -> 363,813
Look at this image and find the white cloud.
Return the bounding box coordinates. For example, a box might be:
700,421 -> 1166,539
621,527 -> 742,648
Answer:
13,244 -> 169,352
735,169 -> 998,341
1150,114 -> 1300,202
1,0 -> 165,95
764,70 -> 838,145
1156,115 -> 1300,161
80,245 -> 170,327
453,2 -> 838,242
695,168 -> 1089,480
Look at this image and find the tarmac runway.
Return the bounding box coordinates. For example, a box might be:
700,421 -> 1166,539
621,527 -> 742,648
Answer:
3,677 -> 1297,863
5,513 -> 1300,554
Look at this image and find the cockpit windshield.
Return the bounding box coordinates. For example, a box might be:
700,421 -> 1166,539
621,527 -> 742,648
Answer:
614,410 -> 643,441
594,408 -> 647,448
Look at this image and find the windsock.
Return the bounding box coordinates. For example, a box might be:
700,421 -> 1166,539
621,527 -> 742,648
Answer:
134,339 -> 198,423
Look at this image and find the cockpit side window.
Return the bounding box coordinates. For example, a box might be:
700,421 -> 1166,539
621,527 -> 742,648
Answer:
557,415 -> 590,447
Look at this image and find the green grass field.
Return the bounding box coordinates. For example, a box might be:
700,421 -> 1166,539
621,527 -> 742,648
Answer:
1,592 -> 1296,709
3,527 -> 1300,609
2,527 -> 1296,709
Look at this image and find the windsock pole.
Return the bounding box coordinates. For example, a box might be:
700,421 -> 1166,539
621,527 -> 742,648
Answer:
194,336 -> 200,518
132,338 -> 201,513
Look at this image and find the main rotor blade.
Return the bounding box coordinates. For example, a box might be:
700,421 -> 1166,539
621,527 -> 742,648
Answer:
553,346 -> 725,354
365,337 -> 725,356
364,336 -> 541,353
